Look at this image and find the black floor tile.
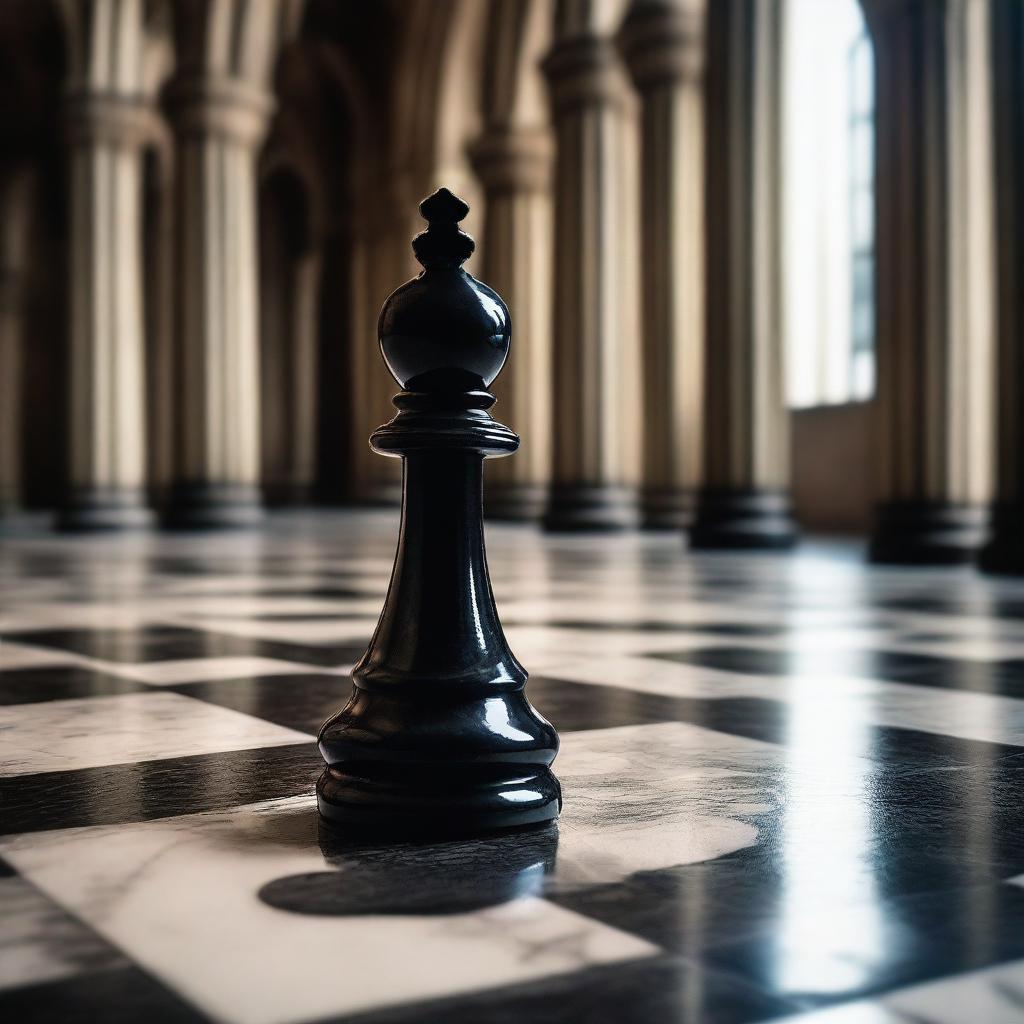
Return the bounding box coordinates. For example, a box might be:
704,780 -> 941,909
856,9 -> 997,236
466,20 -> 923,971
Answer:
169,673 -> 353,734
0,743 -> 320,835
0,967 -> 206,1024
336,956 -> 804,1024
652,645 -> 1024,699
0,665 -> 147,705
4,625 -> 369,670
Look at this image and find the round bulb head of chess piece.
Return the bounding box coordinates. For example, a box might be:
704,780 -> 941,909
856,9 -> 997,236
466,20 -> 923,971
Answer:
378,187 -> 510,393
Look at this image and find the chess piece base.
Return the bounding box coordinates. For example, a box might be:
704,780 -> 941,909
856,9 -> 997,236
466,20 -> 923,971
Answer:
689,489 -> 798,550
162,483 -> 263,530
869,501 -> 983,566
316,764 -> 562,836
57,487 -> 153,532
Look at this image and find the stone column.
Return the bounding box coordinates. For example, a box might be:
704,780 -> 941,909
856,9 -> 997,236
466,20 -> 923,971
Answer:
866,0 -> 994,564
620,0 -> 705,530
59,94 -> 153,530
0,272 -> 23,516
980,0 -> 1024,572
349,178 -> 417,506
163,79 -> 274,528
288,248 -> 320,502
542,18 -> 639,531
0,168 -> 32,521
471,126 -> 554,520
688,0 -> 795,549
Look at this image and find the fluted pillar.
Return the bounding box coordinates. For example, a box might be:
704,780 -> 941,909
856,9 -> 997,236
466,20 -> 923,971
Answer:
471,127 -> 554,520
160,0 -> 302,527
289,250 -> 320,503
542,17 -> 639,531
0,272 -> 23,516
0,168 -> 32,521
620,0 -> 705,530
349,178 -> 417,505
980,1 -> 1024,573
59,93 -> 153,531
163,79 -> 273,528
688,0 -> 795,549
866,0 -> 994,565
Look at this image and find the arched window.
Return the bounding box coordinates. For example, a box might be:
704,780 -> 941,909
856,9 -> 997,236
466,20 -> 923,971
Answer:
784,0 -> 875,408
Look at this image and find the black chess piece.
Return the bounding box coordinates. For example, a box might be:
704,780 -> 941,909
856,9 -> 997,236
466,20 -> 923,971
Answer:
316,188 -> 561,834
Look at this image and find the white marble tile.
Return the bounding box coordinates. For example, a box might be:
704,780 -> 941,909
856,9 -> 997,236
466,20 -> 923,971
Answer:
141,597 -> 372,618
505,625 -> 732,659
777,959 -> 1024,1024
771,998 -> 911,1022
0,692 -> 311,776
0,793 -> 659,1024
0,642 -> 81,671
554,722 -> 776,883
105,656 -> 349,685
1,604 -> 158,632
0,876 -> 125,991
150,575 -> 307,595
533,654 -> 1024,749
879,637 -> 1024,661
170,617 -> 376,644
883,959 -> 1024,1023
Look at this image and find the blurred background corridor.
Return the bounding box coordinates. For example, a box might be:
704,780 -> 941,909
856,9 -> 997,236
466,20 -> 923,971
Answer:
0,0 -> 1019,571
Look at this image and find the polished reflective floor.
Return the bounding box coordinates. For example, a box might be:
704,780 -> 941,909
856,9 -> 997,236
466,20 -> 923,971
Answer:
3,511 -> 1024,1023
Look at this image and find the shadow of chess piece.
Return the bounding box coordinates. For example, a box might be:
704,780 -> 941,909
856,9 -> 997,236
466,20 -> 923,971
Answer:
316,188 -> 561,835
258,820 -> 559,916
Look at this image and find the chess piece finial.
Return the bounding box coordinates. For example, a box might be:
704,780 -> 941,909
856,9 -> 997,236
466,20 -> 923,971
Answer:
412,187 -> 475,267
317,189 -> 561,835
379,187 -> 510,395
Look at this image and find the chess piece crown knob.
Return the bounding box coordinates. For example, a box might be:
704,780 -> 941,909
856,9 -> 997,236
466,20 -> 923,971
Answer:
379,187 -> 510,394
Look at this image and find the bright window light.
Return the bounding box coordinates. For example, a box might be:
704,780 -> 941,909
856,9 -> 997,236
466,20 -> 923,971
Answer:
784,0 -> 875,409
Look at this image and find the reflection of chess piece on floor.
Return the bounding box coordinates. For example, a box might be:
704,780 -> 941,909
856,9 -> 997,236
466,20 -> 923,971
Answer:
316,188 -> 561,834
259,821 -> 559,916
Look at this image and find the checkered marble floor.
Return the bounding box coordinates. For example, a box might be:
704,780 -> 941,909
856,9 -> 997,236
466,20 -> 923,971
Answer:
3,509 -> 1024,1023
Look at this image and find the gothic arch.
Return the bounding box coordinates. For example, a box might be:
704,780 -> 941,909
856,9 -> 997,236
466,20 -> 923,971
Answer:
390,0 -> 489,218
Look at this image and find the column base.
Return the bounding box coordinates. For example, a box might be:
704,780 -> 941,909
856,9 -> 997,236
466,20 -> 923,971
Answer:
641,487 -> 693,531
976,500 -> 1024,574
0,508 -> 48,537
263,481 -> 316,508
357,480 -> 403,508
162,483 -> 263,530
542,485 -> 639,532
484,482 -> 546,521
57,487 -> 153,532
869,501 -> 984,566
688,489 -> 798,550
0,485 -> 21,514
979,508 -> 1024,574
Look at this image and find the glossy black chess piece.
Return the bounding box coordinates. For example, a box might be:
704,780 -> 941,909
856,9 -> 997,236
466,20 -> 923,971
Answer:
316,188 -> 561,834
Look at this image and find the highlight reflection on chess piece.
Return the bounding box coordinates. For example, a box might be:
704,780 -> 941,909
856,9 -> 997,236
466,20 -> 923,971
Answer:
317,188 -> 561,834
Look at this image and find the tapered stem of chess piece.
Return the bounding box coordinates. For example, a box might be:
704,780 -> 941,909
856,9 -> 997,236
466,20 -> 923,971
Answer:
317,188 -> 561,833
